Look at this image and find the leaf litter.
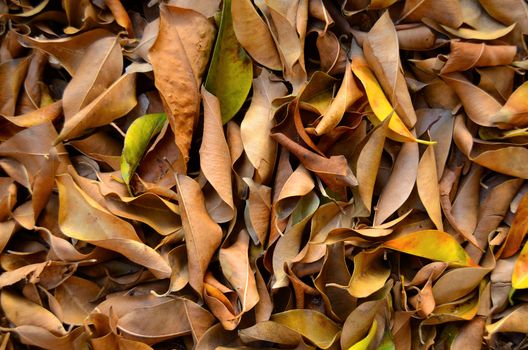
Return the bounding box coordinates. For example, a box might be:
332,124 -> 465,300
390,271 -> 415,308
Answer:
1,0 -> 528,349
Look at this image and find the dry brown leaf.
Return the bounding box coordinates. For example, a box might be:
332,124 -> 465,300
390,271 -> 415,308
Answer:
200,87 -> 234,223
232,0 -> 282,70
149,4 -> 215,170
365,12 -> 417,127
175,174 -> 223,296
417,144 -> 443,231
440,41 -> 516,74
373,141 -> 419,225
62,36 -> 122,119
56,174 -> 171,279
241,70 -> 287,183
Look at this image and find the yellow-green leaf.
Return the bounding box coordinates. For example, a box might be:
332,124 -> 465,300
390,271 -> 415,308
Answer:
271,309 -> 341,349
205,0 -> 253,123
348,319 -> 377,350
512,240 -> 528,289
120,113 -> 166,188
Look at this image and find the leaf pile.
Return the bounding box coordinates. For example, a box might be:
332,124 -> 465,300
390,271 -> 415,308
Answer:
1,0 -> 528,349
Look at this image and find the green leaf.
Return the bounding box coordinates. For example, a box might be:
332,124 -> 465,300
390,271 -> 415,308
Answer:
205,0 -> 253,124
377,330 -> 396,350
120,113 -> 167,188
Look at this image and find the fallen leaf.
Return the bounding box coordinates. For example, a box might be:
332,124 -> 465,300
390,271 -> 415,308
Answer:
364,12 -> 417,127
205,0 -> 253,123
56,174 -> 171,279
271,309 -> 341,349
116,298 -> 215,344
149,4 -> 215,168
351,46 -> 431,144
346,249 -> 391,298
348,319 -> 377,350
219,230 -> 259,317
62,35 -> 122,119
417,144 -> 443,231
16,29 -> 114,75
54,276 -> 100,325
120,113 -> 166,188
56,73 -> 137,142
383,230 -> 476,267
441,73 -> 501,127
232,0 -> 282,70
200,88 -> 234,223
493,81 -> 528,128
175,174 -> 223,296
315,60 -> 362,135
241,70 -> 287,183
373,141 -> 419,225
399,0 -> 463,27
1,290 -> 66,335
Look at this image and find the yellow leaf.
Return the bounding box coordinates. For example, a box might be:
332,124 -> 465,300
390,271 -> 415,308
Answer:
348,319 -> 377,350
383,230 -> 476,267
351,56 -> 433,145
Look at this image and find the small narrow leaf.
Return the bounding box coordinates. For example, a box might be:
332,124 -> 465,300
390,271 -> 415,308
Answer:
120,113 -> 166,187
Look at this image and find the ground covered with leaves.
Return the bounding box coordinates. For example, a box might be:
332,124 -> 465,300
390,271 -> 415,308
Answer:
2,0 -> 528,349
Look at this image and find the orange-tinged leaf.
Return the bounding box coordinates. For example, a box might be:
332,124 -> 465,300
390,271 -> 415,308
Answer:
494,81 -> 528,128
383,230 -> 476,267
62,35 -> 122,119
16,29 -> 114,75
116,298 -> 216,344
219,230 -> 259,315
501,193 -> 528,257
353,119 -> 388,213
399,0 -> 463,28
441,72 -> 502,127
149,4 -> 215,169
364,12 -> 417,127
373,141 -> 419,225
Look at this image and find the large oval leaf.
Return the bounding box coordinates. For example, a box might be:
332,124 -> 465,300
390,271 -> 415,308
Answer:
383,230 -> 476,267
205,0 -> 253,123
